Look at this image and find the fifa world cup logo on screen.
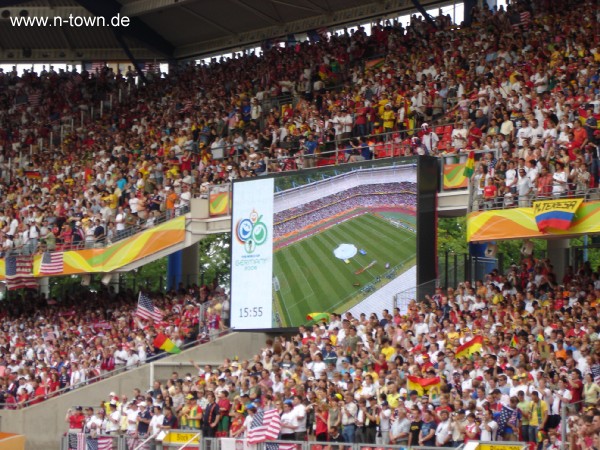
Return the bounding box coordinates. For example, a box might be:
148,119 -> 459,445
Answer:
235,209 -> 268,254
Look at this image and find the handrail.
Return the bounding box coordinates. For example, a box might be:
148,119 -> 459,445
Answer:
0,204 -> 191,259
134,431 -> 161,450
468,185 -> 600,213
0,328 -> 232,410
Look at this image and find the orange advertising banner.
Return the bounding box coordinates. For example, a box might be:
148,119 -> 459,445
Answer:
467,200 -> 600,242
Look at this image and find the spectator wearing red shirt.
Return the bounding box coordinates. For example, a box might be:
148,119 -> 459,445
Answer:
65,406 -> 85,433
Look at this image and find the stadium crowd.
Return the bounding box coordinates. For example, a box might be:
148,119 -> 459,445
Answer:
0,0 -> 597,250
0,285 -> 230,409
1,0 -> 598,448
66,254 -> 600,450
274,183 -> 416,238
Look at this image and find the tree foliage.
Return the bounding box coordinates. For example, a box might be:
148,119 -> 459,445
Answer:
198,233 -> 231,287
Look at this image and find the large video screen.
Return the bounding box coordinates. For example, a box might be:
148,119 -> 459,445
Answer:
231,158 -> 436,329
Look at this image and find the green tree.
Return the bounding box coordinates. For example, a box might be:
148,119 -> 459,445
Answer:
199,233 -> 231,287
438,217 -> 468,254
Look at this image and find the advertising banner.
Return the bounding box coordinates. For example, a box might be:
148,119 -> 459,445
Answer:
467,200 -> 600,242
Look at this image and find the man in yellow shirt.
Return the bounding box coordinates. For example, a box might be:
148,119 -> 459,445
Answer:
382,104 -> 396,133
179,395 -> 202,430
381,339 -> 395,361
527,390 -> 548,443
385,382 -> 401,408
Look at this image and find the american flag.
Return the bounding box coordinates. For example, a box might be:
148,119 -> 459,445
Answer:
5,255 -> 38,290
512,11 -> 531,30
316,27 -> 329,37
43,330 -> 56,341
135,292 -> 163,323
39,251 -> 64,275
591,364 -> 600,383
181,99 -> 194,113
496,404 -> 516,435
87,436 -> 113,450
247,408 -> 282,444
64,80 -> 75,93
144,61 -> 158,73
28,90 -> 41,106
68,433 -> 86,450
91,62 -> 105,73
92,321 -> 111,330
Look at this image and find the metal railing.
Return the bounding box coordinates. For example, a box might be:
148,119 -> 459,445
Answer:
561,398 -> 588,450
61,433 -> 468,450
468,185 -> 600,213
1,204 -> 190,258
0,328 -> 231,411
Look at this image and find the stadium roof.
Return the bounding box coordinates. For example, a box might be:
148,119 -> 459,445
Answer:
0,0 -> 446,62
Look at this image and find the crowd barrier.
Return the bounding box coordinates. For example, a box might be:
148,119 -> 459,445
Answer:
468,185 -> 600,213
1,204 -> 190,258
60,433 -> 470,450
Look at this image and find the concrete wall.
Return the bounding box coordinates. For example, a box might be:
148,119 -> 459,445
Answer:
0,332 -> 268,450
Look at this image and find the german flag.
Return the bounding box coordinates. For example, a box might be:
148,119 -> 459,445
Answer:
455,335 -> 484,359
24,170 -> 41,180
407,375 -> 441,396
510,334 -> 519,348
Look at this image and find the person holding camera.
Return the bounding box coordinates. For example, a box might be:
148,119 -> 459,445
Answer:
341,393 -> 357,443
449,410 -> 467,447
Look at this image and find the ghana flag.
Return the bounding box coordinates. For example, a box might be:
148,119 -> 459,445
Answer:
306,312 -> 330,323
463,151 -> 475,177
455,335 -> 484,359
153,333 -> 181,354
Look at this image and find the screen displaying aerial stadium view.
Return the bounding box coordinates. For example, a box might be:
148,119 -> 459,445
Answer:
230,158 -> 434,329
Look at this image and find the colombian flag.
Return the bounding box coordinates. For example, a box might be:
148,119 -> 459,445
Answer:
407,375 -> 441,396
463,151 -> 475,177
455,335 -> 483,359
153,333 -> 181,354
533,198 -> 583,231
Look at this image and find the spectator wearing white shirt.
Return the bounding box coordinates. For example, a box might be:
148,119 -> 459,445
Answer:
280,401 -> 298,439
479,409 -> 498,441
435,410 -> 452,447
292,395 -> 307,441
106,402 -> 122,434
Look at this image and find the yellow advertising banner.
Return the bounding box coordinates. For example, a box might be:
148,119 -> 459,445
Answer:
467,200 -> 600,242
0,216 -> 186,279
478,444 -> 527,450
162,431 -> 201,444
